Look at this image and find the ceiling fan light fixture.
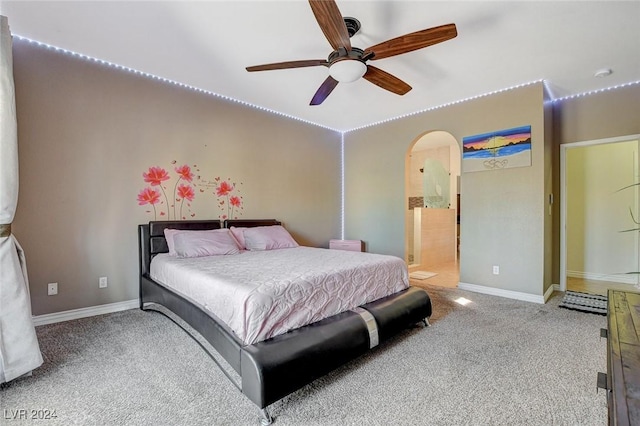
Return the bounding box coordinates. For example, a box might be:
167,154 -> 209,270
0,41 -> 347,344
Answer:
329,59 -> 367,83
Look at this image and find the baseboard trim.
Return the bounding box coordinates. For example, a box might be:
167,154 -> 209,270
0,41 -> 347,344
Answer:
543,284 -> 556,302
33,299 -> 139,326
567,270 -> 638,285
31,282 -> 560,325
458,282 -> 545,304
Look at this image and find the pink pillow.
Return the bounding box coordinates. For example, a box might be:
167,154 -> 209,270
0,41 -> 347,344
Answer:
163,228 -> 182,256
173,229 -> 241,258
243,225 -> 299,251
229,226 -> 247,250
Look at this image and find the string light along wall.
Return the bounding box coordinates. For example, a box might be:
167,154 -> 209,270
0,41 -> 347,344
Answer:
14,36 -> 340,134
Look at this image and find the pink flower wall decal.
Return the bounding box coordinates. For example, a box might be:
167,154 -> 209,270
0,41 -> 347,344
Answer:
177,184 -> 195,219
216,180 -> 233,197
138,162 -> 247,221
172,164 -> 195,217
139,162 -> 198,220
213,177 -> 244,220
175,165 -> 194,182
143,167 -> 170,186
143,166 -> 171,215
177,184 -> 195,202
138,187 -> 161,220
229,195 -> 242,219
137,187 -> 160,206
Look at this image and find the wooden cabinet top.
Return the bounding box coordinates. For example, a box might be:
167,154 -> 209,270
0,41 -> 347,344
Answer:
607,289 -> 640,425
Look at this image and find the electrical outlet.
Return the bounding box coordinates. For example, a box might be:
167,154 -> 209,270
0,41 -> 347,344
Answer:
99,276 -> 108,288
492,265 -> 500,275
47,282 -> 58,295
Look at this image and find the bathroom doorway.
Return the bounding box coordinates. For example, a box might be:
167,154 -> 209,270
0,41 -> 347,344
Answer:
405,131 -> 460,288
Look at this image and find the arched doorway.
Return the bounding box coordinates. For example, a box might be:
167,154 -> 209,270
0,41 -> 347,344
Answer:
405,131 -> 460,288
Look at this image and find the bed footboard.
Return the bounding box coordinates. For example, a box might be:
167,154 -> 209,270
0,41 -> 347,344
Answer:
240,310 -> 370,408
239,286 -> 431,409
362,286 -> 432,342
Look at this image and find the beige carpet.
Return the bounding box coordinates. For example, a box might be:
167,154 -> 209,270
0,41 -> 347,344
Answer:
0,287 -> 607,425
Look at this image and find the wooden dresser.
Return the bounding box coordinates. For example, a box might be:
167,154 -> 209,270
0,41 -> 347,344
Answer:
603,289 -> 640,425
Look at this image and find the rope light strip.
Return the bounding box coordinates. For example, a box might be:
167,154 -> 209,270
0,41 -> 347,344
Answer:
16,35 -> 639,134
14,35 -> 341,133
344,80 -> 544,133
550,80 -> 640,102
340,133 -> 345,240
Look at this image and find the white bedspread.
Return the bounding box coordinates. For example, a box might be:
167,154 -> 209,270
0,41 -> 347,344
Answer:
150,247 -> 409,345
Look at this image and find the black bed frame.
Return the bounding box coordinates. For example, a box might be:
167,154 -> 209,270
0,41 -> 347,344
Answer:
138,219 -> 432,424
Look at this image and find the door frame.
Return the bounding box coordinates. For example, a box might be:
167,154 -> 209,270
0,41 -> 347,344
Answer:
559,133 -> 640,291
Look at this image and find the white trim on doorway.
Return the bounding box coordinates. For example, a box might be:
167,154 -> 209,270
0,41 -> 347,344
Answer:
559,134 -> 640,292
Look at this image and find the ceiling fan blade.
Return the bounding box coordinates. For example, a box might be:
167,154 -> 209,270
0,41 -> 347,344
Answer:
363,65 -> 412,95
308,0 -> 351,51
246,59 -> 329,72
364,23 -> 457,61
310,76 -> 339,105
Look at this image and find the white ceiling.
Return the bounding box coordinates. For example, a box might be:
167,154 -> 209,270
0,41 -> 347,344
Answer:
2,1 -> 639,132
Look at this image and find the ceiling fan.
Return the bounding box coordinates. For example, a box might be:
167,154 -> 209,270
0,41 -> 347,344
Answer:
246,0 -> 458,105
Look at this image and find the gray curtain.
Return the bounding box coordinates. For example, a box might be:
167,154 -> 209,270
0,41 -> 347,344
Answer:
0,15 -> 43,383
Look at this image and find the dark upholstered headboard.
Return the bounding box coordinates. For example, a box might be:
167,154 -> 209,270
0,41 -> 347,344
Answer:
223,219 -> 281,228
138,220 -> 222,278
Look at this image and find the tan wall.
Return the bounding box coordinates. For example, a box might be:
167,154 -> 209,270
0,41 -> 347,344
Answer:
345,83 -> 547,297
12,39 -> 341,316
555,85 -> 640,145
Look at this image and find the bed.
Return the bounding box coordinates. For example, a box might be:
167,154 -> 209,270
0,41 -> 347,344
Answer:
138,219 -> 432,424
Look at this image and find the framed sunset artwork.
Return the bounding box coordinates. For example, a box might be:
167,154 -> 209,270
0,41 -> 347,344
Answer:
462,125 -> 532,172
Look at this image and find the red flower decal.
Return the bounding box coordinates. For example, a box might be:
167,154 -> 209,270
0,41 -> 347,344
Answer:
230,196 -> 241,207
175,165 -> 194,182
143,167 -> 170,186
177,184 -> 195,202
137,188 -> 161,205
216,180 -> 233,196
